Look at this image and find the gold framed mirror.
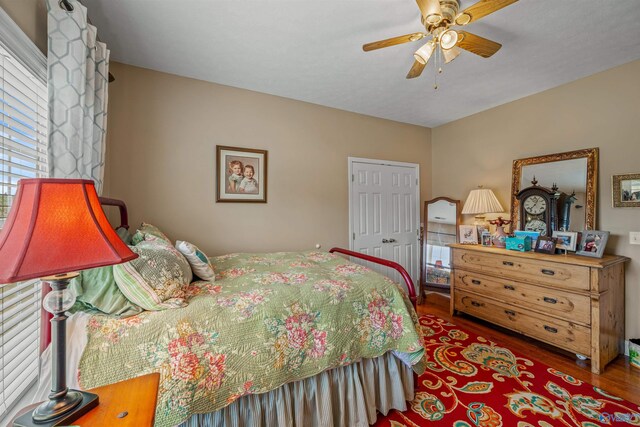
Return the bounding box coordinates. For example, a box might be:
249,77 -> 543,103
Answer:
420,197 -> 460,303
510,148 -> 598,233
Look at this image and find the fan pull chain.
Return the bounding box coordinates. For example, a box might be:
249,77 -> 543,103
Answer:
433,46 -> 440,90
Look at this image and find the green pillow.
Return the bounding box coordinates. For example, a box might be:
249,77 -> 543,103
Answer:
69,266 -> 143,318
114,239 -> 192,311
116,226 -> 133,245
131,222 -> 171,246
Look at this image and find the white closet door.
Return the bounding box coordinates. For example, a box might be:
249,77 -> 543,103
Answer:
351,162 -> 387,277
386,165 -> 419,285
350,159 -> 420,289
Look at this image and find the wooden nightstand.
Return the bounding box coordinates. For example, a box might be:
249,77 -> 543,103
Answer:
11,373 -> 160,427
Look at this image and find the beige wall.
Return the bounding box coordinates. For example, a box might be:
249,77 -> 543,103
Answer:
104,62 -> 432,255
432,59 -> 640,340
5,0 -> 637,344
0,0 -> 47,53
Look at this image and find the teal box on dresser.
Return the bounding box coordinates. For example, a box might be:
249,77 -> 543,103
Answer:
505,236 -> 531,252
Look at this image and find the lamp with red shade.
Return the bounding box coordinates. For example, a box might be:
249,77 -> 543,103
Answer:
0,179 -> 137,426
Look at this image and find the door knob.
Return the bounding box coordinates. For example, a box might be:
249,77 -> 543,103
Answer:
389,238 -> 397,243
382,239 -> 389,243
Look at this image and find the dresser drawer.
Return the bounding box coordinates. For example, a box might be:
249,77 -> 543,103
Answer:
455,292 -> 591,355
454,270 -> 591,325
453,249 -> 590,291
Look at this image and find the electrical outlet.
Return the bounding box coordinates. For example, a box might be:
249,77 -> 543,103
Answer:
630,232 -> 640,245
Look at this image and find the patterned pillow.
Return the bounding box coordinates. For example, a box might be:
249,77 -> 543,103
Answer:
114,239 -> 193,310
175,240 -> 215,281
131,222 -> 171,246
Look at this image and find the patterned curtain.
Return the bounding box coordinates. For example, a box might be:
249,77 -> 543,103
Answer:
46,0 -> 109,193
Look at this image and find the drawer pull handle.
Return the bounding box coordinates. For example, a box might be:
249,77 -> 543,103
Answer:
503,261 -> 514,266
471,301 -> 484,308
543,297 -> 558,304
504,310 -> 516,316
504,285 -> 515,291
471,279 -> 481,285
544,325 -> 558,334
541,269 -> 556,276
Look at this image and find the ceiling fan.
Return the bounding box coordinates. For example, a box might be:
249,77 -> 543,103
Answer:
363,0 -> 518,79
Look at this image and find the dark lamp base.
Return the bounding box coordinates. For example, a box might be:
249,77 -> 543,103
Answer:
33,390 -> 83,422
13,390 -> 98,427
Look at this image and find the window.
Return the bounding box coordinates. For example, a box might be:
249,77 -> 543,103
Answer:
0,47 -> 48,226
0,38 -> 48,418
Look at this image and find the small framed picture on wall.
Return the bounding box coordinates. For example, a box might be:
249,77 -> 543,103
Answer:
216,145 -> 268,203
612,173 -> 640,207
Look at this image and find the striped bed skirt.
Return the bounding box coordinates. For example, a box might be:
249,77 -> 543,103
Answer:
179,351 -> 414,427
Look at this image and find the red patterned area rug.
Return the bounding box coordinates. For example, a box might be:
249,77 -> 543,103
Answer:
374,314 -> 640,427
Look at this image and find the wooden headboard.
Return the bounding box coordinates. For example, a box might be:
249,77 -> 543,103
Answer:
98,197 -> 130,230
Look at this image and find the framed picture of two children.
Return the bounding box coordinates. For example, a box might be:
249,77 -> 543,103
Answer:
216,145 -> 268,203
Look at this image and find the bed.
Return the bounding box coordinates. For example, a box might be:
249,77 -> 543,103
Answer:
35,199 -> 426,427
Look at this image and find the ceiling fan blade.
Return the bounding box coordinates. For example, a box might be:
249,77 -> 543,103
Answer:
455,0 -> 518,26
415,0 -> 443,24
442,46 -> 461,63
457,31 -> 502,58
406,60 -> 426,79
362,32 -> 425,52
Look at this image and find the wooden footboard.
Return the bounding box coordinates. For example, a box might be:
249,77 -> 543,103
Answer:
329,247 -> 417,309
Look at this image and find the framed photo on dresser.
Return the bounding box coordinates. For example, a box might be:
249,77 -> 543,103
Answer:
534,236 -> 556,254
552,231 -> 578,251
459,225 -> 479,244
576,230 -> 609,258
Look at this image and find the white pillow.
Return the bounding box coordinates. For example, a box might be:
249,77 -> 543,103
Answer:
175,240 -> 215,281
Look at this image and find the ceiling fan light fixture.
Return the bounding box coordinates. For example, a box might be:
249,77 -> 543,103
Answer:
425,13 -> 442,25
440,29 -> 458,50
414,40 -> 435,65
442,45 -> 461,63
418,0 -> 443,25
455,12 -> 472,25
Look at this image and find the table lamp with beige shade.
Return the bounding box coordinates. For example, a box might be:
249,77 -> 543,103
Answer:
461,186 -> 508,246
461,186 -> 504,226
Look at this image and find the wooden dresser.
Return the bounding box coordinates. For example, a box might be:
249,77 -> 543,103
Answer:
449,244 -> 628,374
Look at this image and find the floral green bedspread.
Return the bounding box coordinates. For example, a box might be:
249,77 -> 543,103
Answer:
78,251 -> 426,427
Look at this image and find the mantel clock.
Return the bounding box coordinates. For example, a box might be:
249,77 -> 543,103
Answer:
515,178 -> 560,237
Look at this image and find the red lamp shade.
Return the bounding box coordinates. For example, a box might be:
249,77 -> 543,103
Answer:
0,178 -> 137,283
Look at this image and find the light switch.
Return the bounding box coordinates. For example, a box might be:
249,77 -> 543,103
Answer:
630,232 -> 640,245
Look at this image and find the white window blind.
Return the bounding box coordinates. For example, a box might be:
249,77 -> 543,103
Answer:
0,45 -> 48,226
0,43 -> 48,419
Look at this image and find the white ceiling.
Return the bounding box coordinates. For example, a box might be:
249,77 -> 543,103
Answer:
82,0 -> 640,128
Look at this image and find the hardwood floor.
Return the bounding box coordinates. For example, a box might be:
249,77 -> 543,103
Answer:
418,292 -> 640,405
